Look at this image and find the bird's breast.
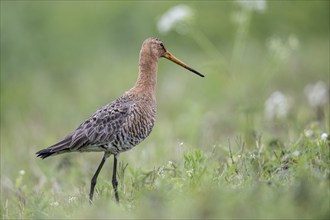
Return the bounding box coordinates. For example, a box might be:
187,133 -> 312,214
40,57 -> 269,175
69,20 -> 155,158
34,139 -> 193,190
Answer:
126,101 -> 156,141
108,99 -> 156,153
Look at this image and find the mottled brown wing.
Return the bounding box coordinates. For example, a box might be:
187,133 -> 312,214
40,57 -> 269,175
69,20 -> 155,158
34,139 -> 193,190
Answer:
72,97 -> 133,149
36,96 -> 133,158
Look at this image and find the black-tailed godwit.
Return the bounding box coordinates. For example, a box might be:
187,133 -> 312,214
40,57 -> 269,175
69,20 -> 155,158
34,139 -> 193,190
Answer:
36,37 -> 204,203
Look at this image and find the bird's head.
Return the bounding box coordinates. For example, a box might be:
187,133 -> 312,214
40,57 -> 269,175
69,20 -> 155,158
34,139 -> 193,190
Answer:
141,37 -> 204,77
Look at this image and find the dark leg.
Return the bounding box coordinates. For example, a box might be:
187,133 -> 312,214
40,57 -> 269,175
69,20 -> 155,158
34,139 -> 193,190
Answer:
89,152 -> 110,204
112,154 -> 119,203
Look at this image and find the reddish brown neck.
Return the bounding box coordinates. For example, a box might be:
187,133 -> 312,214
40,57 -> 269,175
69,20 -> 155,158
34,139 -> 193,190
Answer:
130,48 -> 158,102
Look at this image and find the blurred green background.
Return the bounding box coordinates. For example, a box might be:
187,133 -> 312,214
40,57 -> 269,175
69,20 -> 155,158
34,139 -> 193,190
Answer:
1,1 -> 329,219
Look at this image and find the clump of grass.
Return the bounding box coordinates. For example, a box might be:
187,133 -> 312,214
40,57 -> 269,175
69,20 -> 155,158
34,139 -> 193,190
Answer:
90,126 -> 328,218
1,123 -> 328,219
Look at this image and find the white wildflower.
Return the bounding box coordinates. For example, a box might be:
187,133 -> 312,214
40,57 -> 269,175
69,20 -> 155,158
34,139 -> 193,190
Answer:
267,35 -> 299,61
267,37 -> 289,60
68,196 -> 77,203
157,5 -> 193,34
50,201 -> 59,207
304,81 -> 329,108
292,150 -> 300,157
321,133 -> 328,140
186,169 -> 193,177
265,91 -> 291,120
15,170 -> 26,188
304,129 -> 313,138
157,167 -> 165,178
236,0 -> 267,12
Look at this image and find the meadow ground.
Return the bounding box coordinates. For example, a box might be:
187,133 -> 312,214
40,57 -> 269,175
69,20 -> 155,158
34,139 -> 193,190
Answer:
1,1 -> 329,219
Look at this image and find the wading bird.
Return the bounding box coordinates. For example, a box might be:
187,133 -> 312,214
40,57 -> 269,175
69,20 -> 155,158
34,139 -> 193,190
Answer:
36,37 -> 204,203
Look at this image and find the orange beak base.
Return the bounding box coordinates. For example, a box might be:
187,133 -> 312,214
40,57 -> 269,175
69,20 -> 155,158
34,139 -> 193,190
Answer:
164,51 -> 204,77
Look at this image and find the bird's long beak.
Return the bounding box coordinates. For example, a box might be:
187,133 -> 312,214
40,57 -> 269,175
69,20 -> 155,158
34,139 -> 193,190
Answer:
164,51 -> 204,77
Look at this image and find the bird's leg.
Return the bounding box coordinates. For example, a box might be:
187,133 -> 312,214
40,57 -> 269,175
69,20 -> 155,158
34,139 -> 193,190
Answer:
112,154 -> 119,203
89,152 -> 110,204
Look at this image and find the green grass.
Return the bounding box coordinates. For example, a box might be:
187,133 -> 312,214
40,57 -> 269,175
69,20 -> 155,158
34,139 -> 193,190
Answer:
2,130 -> 329,219
1,1 -> 329,219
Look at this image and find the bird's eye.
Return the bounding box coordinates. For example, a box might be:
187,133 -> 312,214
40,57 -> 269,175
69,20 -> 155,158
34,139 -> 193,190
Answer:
160,43 -> 165,49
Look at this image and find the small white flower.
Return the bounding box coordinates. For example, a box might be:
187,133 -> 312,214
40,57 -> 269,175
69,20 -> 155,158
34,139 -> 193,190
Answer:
265,91 -> 291,120
304,129 -> 313,138
267,37 -> 288,60
267,35 -> 299,61
292,150 -> 300,157
321,133 -> 328,140
186,169 -> 193,177
157,5 -> 193,34
19,170 -> 25,175
304,81 -> 329,108
236,0 -> 267,12
50,201 -> 59,207
68,196 -> 77,203
270,39 -> 286,60
157,167 -> 165,178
